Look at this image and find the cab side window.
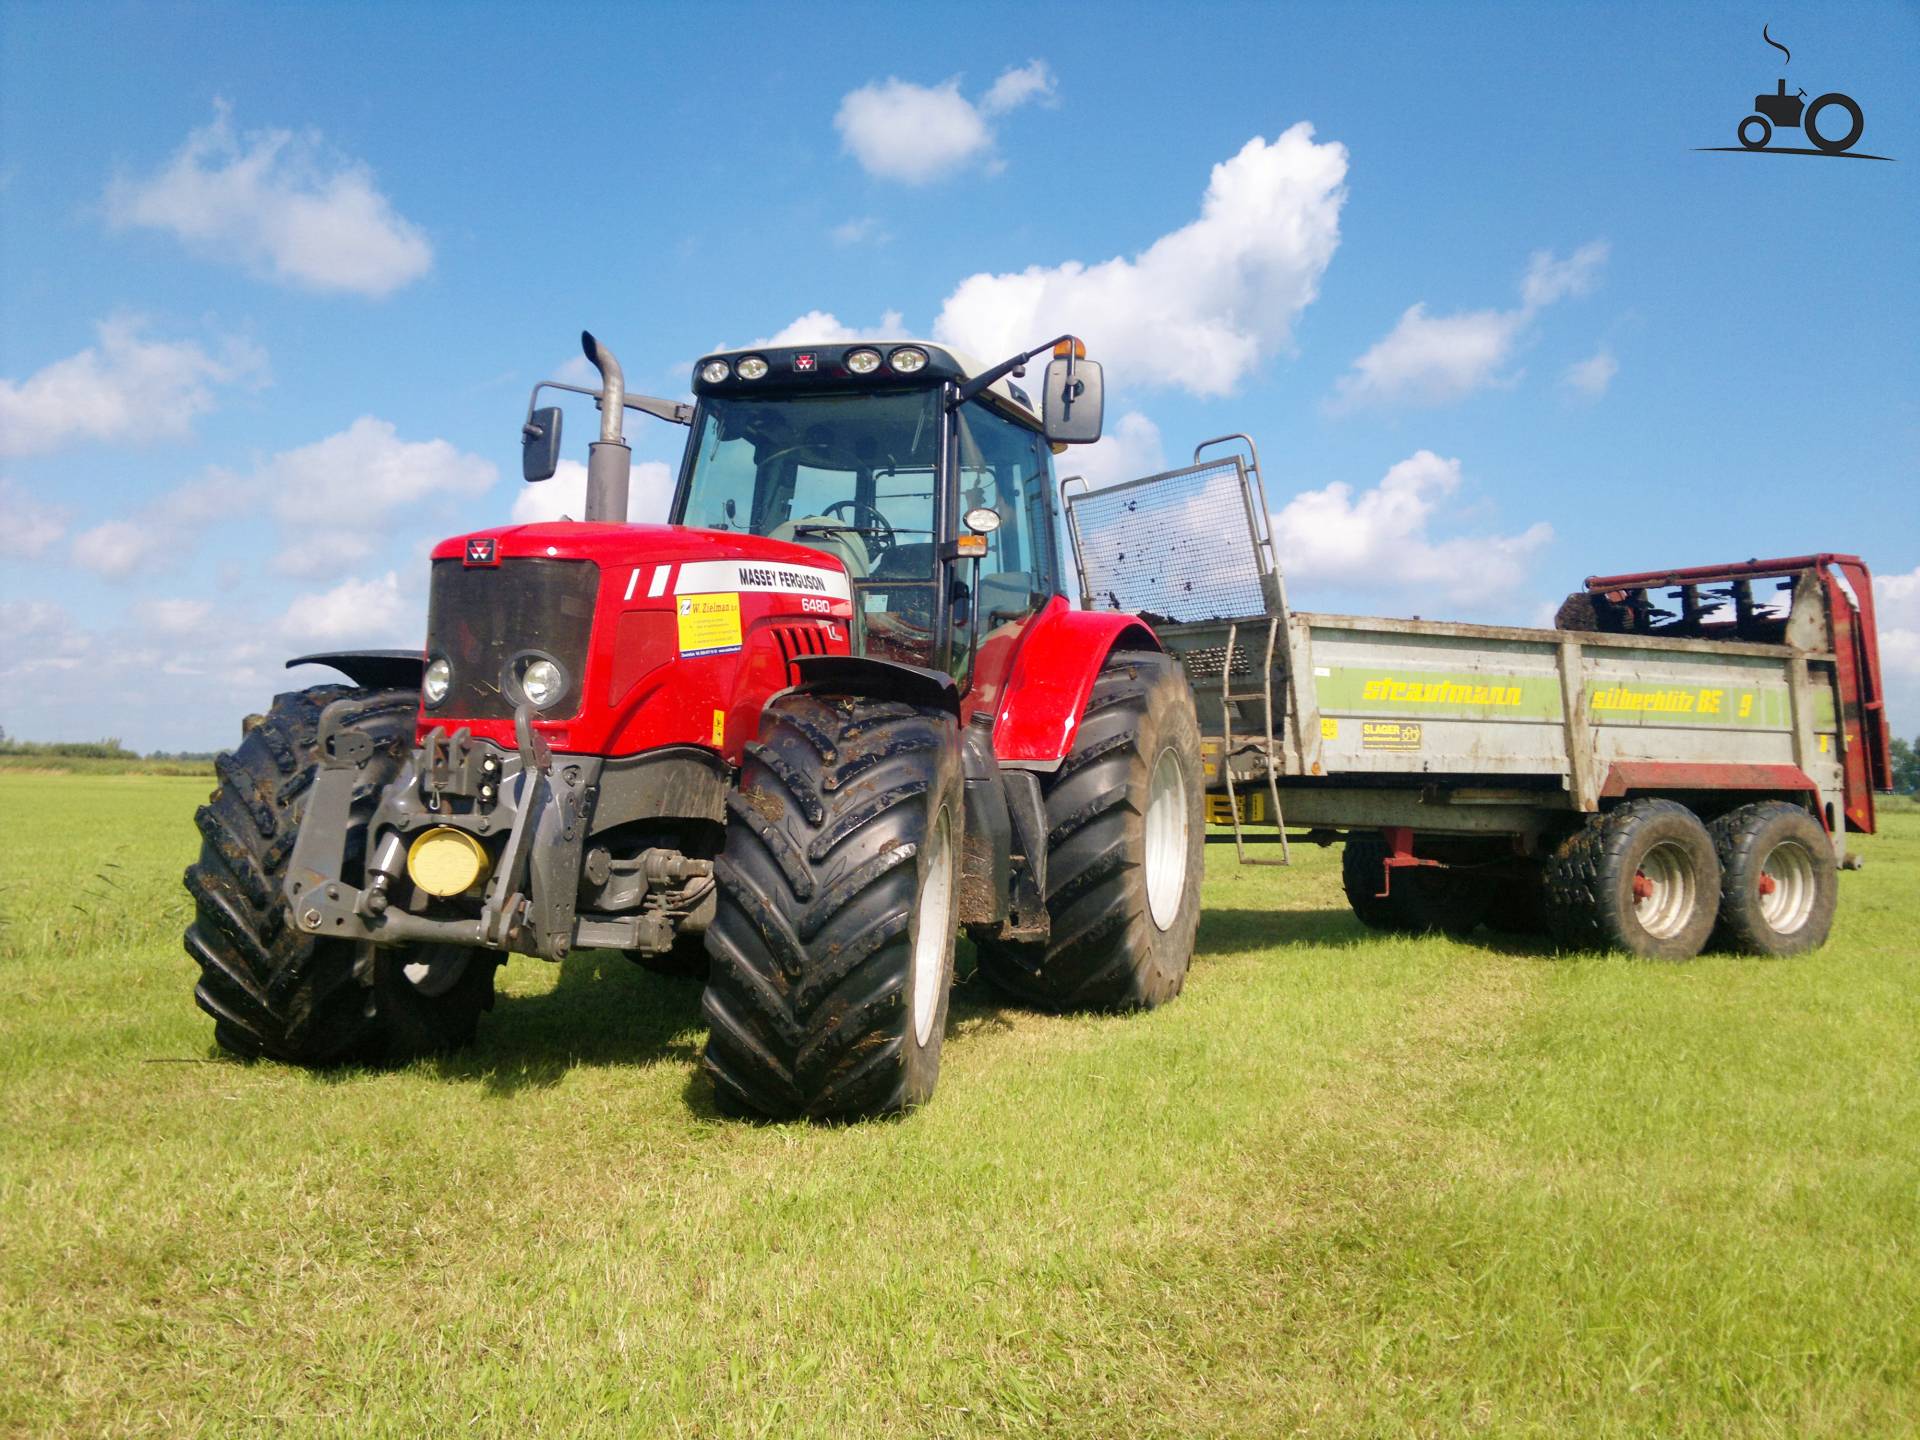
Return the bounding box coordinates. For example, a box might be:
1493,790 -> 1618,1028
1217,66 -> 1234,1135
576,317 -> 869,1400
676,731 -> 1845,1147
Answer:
955,399 -> 1057,629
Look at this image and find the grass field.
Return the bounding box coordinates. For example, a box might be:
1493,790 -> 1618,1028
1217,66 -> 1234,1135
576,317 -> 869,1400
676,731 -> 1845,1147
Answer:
1,773 -> 1916,1437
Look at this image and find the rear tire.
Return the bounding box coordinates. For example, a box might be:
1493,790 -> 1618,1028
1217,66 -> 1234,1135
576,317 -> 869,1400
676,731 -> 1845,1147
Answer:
1544,798 -> 1721,959
1708,801 -> 1837,955
184,686 -> 498,1066
702,692 -> 962,1120
975,651 -> 1204,1011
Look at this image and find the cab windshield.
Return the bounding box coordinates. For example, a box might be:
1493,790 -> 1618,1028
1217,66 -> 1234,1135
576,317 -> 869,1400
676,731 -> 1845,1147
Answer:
675,388 -> 940,582
676,388 -> 943,664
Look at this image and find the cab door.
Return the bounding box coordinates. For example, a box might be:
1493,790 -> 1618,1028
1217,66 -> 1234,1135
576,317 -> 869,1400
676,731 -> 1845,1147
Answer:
947,399 -> 1062,726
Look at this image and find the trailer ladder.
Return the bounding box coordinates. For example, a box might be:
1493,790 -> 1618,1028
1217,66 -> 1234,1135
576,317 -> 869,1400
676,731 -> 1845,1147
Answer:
1219,616 -> 1290,865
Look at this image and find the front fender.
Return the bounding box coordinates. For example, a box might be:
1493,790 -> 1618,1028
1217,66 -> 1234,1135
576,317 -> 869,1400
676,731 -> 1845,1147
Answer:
287,649 -> 425,691
993,602 -> 1160,769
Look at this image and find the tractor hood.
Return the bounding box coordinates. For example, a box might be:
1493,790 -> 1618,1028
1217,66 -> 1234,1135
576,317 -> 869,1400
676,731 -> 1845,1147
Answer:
430,520 -> 858,578
421,522 -> 856,761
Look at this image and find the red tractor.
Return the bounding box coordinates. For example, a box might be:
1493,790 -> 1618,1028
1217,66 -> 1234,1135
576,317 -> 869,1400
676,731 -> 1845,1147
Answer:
184,332 -> 1207,1119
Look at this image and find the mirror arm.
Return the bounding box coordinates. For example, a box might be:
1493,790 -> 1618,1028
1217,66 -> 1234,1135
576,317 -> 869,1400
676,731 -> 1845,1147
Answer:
951,334 -> 1079,407
524,381 -> 694,428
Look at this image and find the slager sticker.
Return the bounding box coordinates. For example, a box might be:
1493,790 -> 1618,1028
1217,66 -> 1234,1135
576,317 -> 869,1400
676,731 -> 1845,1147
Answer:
1361,720 -> 1423,751
677,593 -> 742,657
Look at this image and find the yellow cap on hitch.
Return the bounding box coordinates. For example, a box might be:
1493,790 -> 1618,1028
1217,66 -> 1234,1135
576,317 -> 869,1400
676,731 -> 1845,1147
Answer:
406,826 -> 492,898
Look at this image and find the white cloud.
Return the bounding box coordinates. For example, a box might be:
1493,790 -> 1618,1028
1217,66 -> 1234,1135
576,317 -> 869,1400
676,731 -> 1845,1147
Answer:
1333,241 -> 1609,411
1272,450 -> 1553,607
933,126 -> 1348,396
0,316 -> 266,457
145,599 -> 214,636
1562,347 -> 1618,397
744,309 -> 906,348
265,417 -> 495,576
279,570 -> 406,644
70,472 -> 248,578
836,62 -> 1056,183
830,216 -> 889,247
981,60 -> 1057,115
1522,241 -> 1610,308
0,478 -> 68,556
1066,411 -> 1167,490
105,100 -> 432,297
511,458 -> 677,525
1876,565 -> 1920,736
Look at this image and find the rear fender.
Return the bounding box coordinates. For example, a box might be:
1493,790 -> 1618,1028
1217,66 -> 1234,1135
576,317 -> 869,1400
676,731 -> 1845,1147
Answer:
993,605 -> 1161,769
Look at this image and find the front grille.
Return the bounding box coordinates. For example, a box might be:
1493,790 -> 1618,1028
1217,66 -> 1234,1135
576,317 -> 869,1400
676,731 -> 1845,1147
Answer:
424,557 -> 598,719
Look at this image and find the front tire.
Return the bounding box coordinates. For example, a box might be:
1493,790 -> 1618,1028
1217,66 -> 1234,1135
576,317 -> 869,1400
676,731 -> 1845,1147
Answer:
183,687 -> 498,1066
1709,801 -> 1838,955
702,692 -> 962,1120
1544,798 -> 1721,959
975,651 -> 1205,1011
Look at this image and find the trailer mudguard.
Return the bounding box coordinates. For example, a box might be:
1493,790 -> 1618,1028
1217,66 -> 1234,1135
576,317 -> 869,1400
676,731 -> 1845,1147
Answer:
992,601 -> 1161,770
286,649 -> 426,690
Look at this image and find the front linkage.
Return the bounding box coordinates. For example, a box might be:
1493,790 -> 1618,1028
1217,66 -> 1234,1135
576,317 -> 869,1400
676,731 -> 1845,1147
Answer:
286,697 -> 717,964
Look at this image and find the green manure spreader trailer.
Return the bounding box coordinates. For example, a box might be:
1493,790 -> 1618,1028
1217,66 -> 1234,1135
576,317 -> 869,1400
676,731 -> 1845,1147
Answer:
1063,437 -> 1894,960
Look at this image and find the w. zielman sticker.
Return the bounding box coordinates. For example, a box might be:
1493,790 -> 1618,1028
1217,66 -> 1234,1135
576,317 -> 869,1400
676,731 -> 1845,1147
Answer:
676,592 -> 742,657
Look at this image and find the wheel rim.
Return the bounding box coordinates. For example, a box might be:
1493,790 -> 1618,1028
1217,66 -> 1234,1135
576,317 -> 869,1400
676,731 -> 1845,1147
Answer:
910,806 -> 954,1048
1757,839 -> 1818,934
1144,747 -> 1190,932
1631,841 -> 1697,940
401,945 -> 470,998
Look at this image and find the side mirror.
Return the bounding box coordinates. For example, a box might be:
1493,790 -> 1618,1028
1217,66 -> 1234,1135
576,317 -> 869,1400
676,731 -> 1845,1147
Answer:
1042,357 -> 1103,444
522,406 -> 563,483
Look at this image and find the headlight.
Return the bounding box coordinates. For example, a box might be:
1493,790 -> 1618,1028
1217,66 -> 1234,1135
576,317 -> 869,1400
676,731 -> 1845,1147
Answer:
845,347 -> 882,375
519,657 -> 564,709
699,358 -> 732,384
735,354 -> 768,380
423,656 -> 451,706
888,346 -> 928,374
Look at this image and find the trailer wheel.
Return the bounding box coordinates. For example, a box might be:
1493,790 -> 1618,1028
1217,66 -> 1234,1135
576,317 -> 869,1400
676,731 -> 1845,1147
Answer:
975,651 -> 1204,1012
1341,837 -> 1490,936
1543,799 -> 1721,959
1708,801 -> 1838,955
702,692 -> 962,1120
184,686 -> 499,1066
1341,837 -> 1411,930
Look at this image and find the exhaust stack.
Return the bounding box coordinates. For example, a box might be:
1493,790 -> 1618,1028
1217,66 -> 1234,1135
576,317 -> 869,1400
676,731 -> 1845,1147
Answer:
581,331 -> 629,523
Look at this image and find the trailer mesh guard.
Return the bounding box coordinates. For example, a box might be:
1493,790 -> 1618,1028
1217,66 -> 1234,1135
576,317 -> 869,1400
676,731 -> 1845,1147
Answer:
1064,457 -> 1271,623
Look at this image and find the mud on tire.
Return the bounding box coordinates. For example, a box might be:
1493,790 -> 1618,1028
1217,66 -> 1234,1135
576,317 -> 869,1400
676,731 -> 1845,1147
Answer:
702,692 -> 962,1120
184,686 -> 498,1066
975,650 -> 1205,1012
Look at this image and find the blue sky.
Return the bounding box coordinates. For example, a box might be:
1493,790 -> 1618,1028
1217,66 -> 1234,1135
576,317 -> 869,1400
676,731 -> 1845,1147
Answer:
2,1 -> 1915,752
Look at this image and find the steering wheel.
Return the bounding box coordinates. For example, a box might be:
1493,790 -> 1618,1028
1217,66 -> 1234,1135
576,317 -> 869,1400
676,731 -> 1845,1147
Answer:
823,499 -> 895,555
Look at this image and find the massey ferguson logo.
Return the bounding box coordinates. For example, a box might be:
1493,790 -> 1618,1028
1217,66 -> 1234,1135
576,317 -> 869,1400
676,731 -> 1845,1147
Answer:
464,537 -> 498,566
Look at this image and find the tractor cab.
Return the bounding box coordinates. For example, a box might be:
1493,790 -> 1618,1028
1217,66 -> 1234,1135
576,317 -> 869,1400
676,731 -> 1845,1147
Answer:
672,341 -> 1081,681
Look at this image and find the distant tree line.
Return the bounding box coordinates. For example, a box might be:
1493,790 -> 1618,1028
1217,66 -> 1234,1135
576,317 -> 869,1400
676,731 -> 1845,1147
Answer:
0,724 -> 217,763
1893,735 -> 1920,795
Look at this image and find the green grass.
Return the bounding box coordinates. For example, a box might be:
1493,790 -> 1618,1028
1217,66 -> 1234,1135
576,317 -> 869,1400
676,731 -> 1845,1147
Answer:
1,773 -> 1915,1437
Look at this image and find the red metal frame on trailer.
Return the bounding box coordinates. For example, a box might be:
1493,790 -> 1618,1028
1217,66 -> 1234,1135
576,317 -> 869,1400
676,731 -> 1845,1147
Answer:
1585,554 -> 1892,833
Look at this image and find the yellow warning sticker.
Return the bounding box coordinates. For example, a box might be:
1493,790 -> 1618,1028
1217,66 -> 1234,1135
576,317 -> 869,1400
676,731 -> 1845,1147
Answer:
1362,720 -> 1423,751
1320,717 -> 1339,740
711,709 -> 726,747
676,593 -> 742,657
1205,791 -> 1266,826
